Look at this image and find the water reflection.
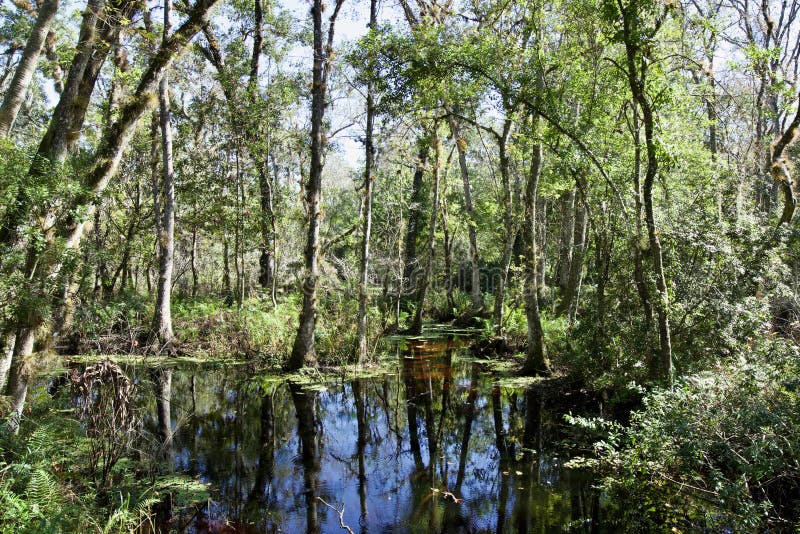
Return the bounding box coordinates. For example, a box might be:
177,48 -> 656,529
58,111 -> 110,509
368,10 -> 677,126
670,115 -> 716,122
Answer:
61,337 -> 602,532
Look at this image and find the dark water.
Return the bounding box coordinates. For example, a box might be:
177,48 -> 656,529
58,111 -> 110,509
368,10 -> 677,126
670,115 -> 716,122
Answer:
59,337 -> 603,532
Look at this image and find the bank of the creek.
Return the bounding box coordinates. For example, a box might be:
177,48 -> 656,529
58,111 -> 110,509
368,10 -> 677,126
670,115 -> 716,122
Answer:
36,331 -> 608,533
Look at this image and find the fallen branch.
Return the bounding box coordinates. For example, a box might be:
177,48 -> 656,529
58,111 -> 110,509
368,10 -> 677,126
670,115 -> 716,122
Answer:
317,497 -> 355,534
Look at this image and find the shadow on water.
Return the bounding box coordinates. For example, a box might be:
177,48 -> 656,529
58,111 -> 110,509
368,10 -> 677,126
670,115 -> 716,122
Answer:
50,333 -> 604,533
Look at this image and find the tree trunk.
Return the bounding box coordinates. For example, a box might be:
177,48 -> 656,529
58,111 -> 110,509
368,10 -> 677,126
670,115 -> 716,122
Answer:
223,230 -> 232,300
191,224 -> 199,297
2,0 -> 219,433
772,92 -> 800,226
151,0 -> 175,347
492,119 -> 515,334
288,0 -> 344,369
0,332 -> 15,392
258,166 -> 276,290
556,176 -> 588,319
233,146 -> 245,306
523,116 -> 550,376
555,188 -> 575,295
441,188 -> 454,309
4,328 -> 34,434
593,223 -> 611,342
289,4 -> 325,368
356,0 -> 378,363
629,104 -> 654,365
403,140 -> 429,299
93,207 -> 112,298
0,0 -> 59,137
621,2 -> 672,381
448,113 -> 483,311
411,126 -> 441,335
536,196 -> 547,295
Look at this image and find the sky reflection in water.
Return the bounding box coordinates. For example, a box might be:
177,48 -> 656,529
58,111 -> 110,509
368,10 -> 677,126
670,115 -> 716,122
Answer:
148,339 -> 600,533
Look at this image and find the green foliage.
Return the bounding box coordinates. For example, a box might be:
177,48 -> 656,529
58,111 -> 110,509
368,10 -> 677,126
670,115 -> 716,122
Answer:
0,380 -> 213,533
173,295 -> 298,362
502,305 -> 528,342
0,414 -> 100,532
71,290 -> 152,346
597,349 -> 800,531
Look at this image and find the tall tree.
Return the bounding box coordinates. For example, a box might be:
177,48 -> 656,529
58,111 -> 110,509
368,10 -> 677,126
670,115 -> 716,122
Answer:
522,113 -> 551,376
287,0 -> 345,370
3,0 -> 220,433
617,0 -> 673,382
411,123 -> 442,335
448,112 -> 484,311
151,0 -> 176,348
356,0 -> 379,362
0,0 -> 59,137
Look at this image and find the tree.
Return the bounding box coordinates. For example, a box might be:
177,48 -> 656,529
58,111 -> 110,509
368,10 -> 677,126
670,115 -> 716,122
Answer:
151,0 -> 176,348
0,0 -> 59,137
356,0 -> 378,362
3,0 -> 220,433
613,0 -> 674,382
522,112 -> 551,376
287,0 -> 345,370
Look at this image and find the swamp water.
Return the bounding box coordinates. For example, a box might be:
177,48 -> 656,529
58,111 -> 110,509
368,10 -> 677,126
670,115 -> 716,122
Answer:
44,335 -> 604,533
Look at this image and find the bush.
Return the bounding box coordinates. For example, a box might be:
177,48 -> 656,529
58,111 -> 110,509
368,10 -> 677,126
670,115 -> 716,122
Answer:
70,290 -> 151,352
173,295 -> 298,362
596,348 -> 800,531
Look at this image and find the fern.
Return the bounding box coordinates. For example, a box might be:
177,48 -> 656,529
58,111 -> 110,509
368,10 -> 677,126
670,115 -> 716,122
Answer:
25,467 -> 61,514
103,491 -> 160,534
0,484 -> 31,525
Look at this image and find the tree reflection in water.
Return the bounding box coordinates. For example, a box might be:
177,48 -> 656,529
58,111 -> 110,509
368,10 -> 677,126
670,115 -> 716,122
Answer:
136,336 -> 603,532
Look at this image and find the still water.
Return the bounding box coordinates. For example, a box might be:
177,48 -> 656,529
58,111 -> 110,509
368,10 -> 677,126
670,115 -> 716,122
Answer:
65,335 -> 602,532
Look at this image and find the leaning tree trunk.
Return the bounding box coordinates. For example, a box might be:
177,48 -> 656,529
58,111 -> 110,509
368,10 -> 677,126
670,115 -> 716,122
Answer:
288,0 -> 344,370
0,0 -> 59,137
0,0 -> 139,247
522,116 -> 551,376
356,0 -> 378,363
151,0 -> 176,348
772,91 -> 800,226
2,0 -> 219,434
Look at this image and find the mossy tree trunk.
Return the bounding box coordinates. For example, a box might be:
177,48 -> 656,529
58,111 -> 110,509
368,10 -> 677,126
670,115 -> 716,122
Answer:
288,0 -> 345,370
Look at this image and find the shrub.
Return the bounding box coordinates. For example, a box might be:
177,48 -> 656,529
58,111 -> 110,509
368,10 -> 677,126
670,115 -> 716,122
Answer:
597,350 -> 800,531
